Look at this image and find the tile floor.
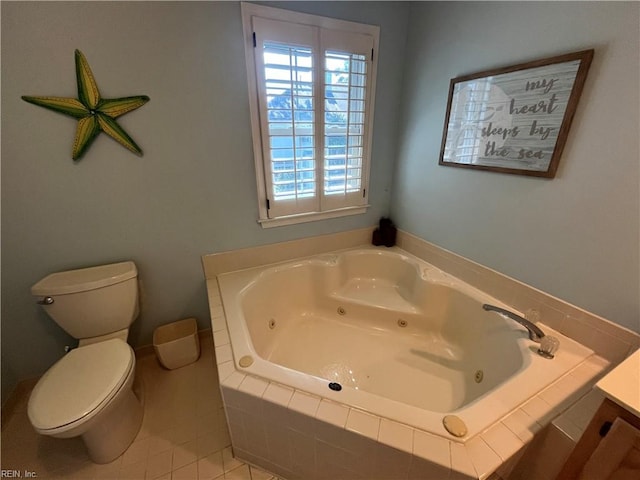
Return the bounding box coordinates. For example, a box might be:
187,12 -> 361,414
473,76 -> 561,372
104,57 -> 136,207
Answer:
1,334 -> 281,480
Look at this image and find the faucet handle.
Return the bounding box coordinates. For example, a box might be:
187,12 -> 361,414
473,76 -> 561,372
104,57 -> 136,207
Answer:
538,335 -> 560,359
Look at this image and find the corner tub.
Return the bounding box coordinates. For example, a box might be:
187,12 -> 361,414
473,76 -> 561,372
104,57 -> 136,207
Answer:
207,246 -> 610,479
217,247 -> 592,442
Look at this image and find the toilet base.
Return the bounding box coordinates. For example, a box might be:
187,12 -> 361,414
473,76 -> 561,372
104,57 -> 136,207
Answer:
82,388 -> 143,464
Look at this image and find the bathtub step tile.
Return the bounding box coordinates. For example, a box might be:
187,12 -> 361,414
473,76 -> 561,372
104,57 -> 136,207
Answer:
568,359 -> 607,388
547,370 -> 593,404
520,396 -> 557,427
412,430 -> 450,470
213,329 -> 230,348
262,382 -> 295,407
288,390 -> 321,417
206,281 -> 222,304
315,399 -> 350,428
539,380 -> 578,408
502,408 -> 542,444
378,418 -> 414,454
238,375 -> 269,398
481,421 -> 523,461
218,361 -> 236,384
345,408 -> 381,441
287,391 -> 322,434
208,293 -> 223,311
211,312 -> 228,334
215,345 -> 233,365
222,371 -> 246,389
464,436 -> 502,480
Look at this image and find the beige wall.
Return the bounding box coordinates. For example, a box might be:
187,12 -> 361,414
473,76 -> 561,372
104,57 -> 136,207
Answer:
393,1 -> 639,332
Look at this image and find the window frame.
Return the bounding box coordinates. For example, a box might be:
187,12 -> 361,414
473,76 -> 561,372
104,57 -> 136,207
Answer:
241,2 -> 380,228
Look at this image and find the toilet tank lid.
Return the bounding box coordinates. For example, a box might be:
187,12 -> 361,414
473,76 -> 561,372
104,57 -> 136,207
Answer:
31,261 -> 137,296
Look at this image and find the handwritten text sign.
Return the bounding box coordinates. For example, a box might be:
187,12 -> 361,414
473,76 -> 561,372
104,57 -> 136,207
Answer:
439,50 -> 593,178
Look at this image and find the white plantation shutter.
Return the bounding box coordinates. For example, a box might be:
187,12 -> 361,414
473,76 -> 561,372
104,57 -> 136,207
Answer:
321,29 -> 373,212
243,4 -> 379,224
253,18 -> 320,218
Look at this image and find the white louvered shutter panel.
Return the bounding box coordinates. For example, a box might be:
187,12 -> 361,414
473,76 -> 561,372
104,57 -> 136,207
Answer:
252,17 -> 320,218
320,29 -> 374,212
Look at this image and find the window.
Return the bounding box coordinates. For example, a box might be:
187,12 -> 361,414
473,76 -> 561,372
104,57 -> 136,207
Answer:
241,3 -> 379,227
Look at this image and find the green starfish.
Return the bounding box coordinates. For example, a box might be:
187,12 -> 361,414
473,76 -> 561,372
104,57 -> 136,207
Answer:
22,50 -> 149,160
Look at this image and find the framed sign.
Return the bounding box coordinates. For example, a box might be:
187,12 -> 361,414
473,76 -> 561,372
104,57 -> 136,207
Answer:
438,49 -> 593,178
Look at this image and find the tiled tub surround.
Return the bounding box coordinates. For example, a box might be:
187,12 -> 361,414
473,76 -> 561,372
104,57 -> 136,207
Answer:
202,228 -> 640,480
217,247 -> 592,441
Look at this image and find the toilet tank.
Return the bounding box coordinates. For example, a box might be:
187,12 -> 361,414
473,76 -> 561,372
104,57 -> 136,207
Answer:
31,261 -> 139,340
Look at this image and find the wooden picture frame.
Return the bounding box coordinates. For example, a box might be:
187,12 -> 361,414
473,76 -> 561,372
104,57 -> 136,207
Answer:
438,49 -> 594,178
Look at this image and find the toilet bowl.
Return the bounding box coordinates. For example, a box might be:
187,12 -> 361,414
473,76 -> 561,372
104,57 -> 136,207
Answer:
28,339 -> 143,463
28,261 -> 143,464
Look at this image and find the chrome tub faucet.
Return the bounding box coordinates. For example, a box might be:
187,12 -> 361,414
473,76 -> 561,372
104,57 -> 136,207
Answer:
482,304 -> 546,342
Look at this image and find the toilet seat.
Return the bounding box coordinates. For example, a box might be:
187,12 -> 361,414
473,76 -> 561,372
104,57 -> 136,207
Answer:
28,338 -> 134,433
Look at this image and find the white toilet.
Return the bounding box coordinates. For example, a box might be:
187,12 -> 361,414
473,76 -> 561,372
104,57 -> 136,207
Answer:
28,261 -> 144,464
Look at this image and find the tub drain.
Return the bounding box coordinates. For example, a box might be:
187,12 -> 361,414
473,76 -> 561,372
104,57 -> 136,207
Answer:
337,307 -> 346,315
328,382 -> 342,392
474,370 -> 484,383
268,319 -> 276,329
397,319 -> 408,327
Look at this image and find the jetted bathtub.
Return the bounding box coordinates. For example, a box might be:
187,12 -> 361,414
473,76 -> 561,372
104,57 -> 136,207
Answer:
218,247 -> 592,441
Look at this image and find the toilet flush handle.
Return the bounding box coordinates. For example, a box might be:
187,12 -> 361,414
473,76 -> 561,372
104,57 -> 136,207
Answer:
36,296 -> 54,305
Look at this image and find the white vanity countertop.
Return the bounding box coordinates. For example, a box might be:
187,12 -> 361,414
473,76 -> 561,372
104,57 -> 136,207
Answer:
595,349 -> 640,417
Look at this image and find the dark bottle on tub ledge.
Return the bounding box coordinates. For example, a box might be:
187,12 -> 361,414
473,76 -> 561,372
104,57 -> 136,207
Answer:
372,217 -> 397,247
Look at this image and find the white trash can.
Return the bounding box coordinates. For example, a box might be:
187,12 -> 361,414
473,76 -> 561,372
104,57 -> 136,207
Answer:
153,317 -> 200,369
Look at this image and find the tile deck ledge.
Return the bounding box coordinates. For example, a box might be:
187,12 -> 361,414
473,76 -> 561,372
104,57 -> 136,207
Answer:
207,276 -> 615,480
202,228 -> 637,479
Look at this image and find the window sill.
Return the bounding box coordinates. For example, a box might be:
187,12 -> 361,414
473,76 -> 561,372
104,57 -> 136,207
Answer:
258,205 -> 369,229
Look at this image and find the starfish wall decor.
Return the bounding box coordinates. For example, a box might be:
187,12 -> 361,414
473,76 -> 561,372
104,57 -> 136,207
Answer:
22,50 -> 150,160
